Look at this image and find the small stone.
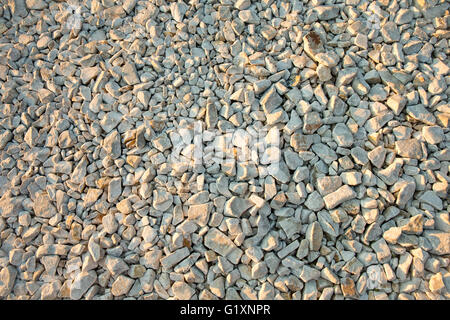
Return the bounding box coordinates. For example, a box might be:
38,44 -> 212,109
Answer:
224,196 -> 253,218
305,191 -> 324,212
371,238 -> 391,263
188,203 -> 211,227
300,265 -> 320,282
323,185 -> 356,210
152,134 -> 172,152
290,133 -> 313,152
429,273 -> 445,292
234,0 -> 251,10
316,176 -> 342,196
306,221 -> 323,251
105,256 -> 129,277
422,126 -> 444,144
419,191 -> 443,210
160,247 -> 190,269
251,262 -> 268,279
172,281 -> 195,299
368,146 -> 386,168
122,62 -> 140,85
377,160 -> 403,185
26,0 -> 46,10
260,86 -> 283,115
204,228 -> 241,259
351,146 -> 369,165
111,275 -> 135,296
33,192 -> 57,218
332,123 -> 353,147
102,214 -> 118,234
406,104 -> 436,125
100,112 -> 123,133
316,64 -> 332,82
70,271 -> 96,300
328,96 -> 348,116
80,66 -> 100,84
381,22 -> 400,43
315,52 -> 340,68
0,266 -> 17,298
103,130 -> 121,159
395,180 -> 416,207
314,6 -> 339,20
108,177 -> 122,203
152,188 -> 173,211
395,139 -> 423,159
210,277 -> 225,298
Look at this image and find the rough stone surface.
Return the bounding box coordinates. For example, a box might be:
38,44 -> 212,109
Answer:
0,0 -> 448,302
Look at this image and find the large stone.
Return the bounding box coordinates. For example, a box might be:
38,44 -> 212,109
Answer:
0,266 -> 17,298
395,139 -> 423,159
306,221 -> 323,251
33,192 -> 57,218
224,196 -> 253,218
423,231 -> 449,255
323,185 -> 356,210
70,271 -> 97,300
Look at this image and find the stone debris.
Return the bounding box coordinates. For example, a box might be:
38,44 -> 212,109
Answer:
0,0 -> 448,302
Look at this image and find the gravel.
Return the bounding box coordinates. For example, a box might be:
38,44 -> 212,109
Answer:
0,0 -> 449,301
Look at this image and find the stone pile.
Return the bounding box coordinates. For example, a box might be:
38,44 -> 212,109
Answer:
0,0 -> 449,300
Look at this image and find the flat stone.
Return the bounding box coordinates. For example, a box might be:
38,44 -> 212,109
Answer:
0,194 -> 23,218
80,66 -> 100,84
317,210 -> 339,237
340,277 -> 357,297
315,51 -> 340,67
108,177 -> 122,203
300,265 -> 320,282
103,130 -> 121,159
406,104 -> 436,125
381,21 -> 400,43
105,256 -> 129,277
290,132 -> 313,152
33,192 -> 57,218
422,126 -> 444,144
371,238 -> 391,263
377,160 -> 403,185
306,221 -> 323,251
395,180 -> 416,207
305,191 -> 324,212
224,196 -> 253,218
314,6 -> 339,20
323,185 -> 356,210
152,188 -> 173,211
111,275 -> 135,296
332,123 -> 353,147
311,143 -> 337,164
0,266 -> 17,298
122,62 -> 140,85
204,228 -> 241,258
188,203 -> 211,226
316,176 -> 342,196
100,112 -> 123,133
395,139 -> 422,159
172,281 -> 195,299
383,227 -> 402,244
419,191 -> 443,210
70,271 -> 97,300
102,214 -> 118,234
368,146 -> 386,168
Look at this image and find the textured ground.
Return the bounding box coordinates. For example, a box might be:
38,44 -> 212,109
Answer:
0,0 -> 449,300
